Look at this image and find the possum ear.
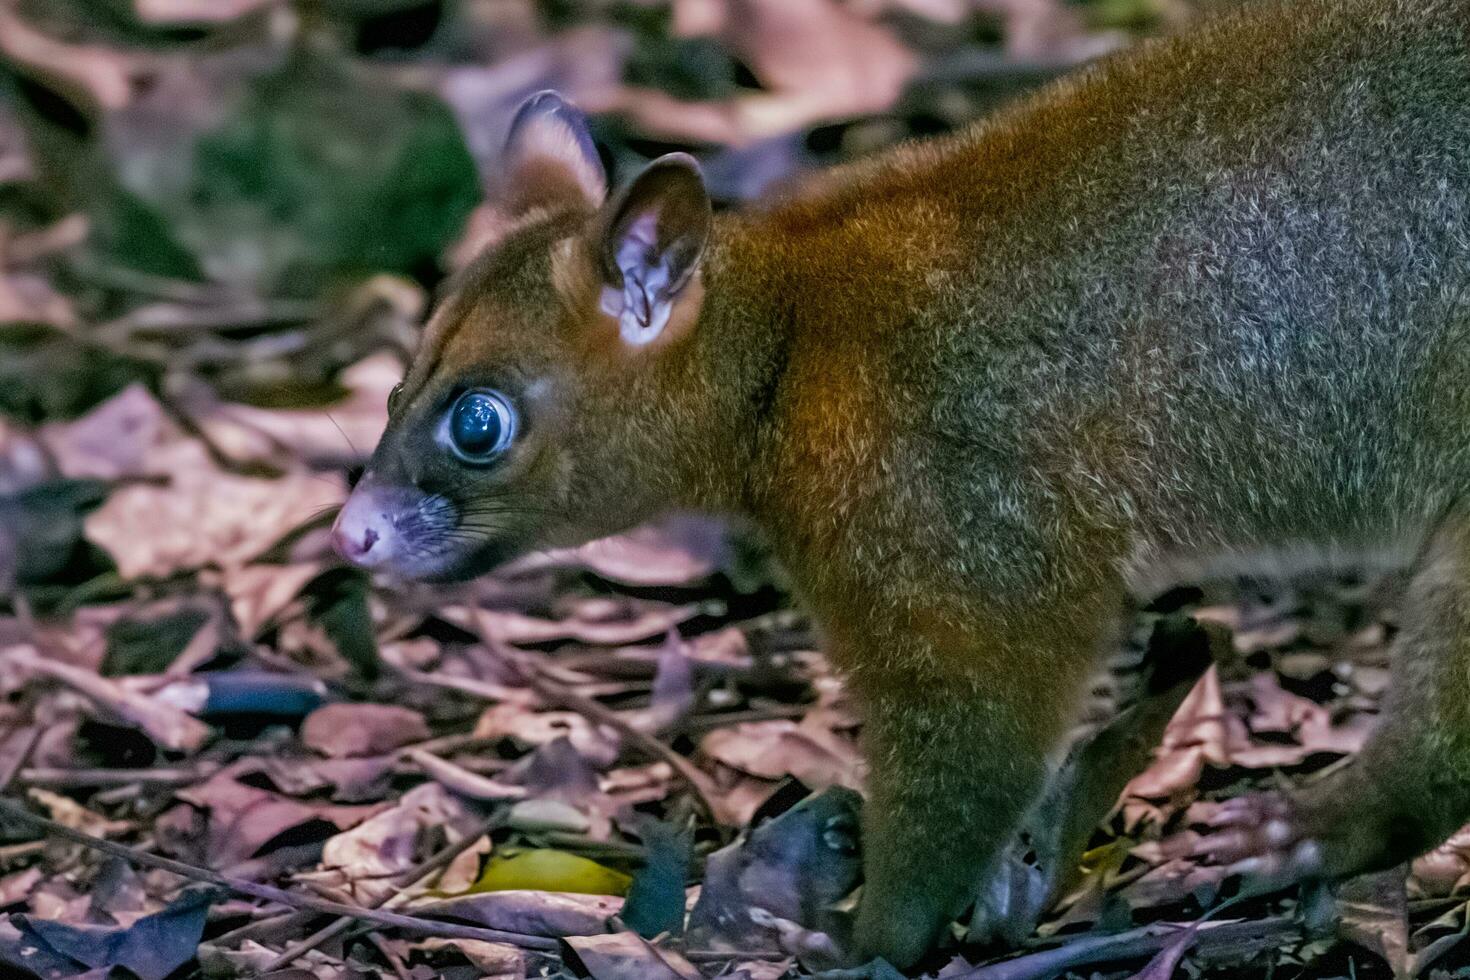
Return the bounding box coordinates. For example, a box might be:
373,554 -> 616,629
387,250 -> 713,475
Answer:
500,91 -> 606,216
597,153 -> 711,347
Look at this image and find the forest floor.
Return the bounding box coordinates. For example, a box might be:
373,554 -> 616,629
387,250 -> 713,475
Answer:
4,0 -> 1468,977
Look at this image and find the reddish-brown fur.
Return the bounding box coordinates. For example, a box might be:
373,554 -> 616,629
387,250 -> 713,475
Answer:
339,0 -> 1470,967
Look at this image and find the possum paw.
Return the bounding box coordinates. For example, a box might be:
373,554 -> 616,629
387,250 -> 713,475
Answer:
1192,793 -> 1327,885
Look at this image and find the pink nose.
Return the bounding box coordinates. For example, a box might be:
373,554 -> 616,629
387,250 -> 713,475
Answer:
332,521 -> 379,561
334,479 -> 411,571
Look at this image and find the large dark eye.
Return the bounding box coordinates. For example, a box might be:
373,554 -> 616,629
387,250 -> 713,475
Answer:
387,382 -> 405,416
443,389 -> 516,463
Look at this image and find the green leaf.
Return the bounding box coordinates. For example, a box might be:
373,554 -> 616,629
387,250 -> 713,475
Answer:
306,566 -> 379,681
104,607 -> 210,676
0,323 -> 156,424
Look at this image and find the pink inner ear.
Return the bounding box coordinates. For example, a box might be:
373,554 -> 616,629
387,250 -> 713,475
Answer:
615,213 -> 671,314
605,210 -> 678,345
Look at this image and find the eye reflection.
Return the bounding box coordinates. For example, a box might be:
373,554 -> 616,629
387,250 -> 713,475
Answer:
443,389 -> 516,463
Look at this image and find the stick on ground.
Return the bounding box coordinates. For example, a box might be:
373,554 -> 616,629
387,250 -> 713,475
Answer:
0,795 -> 558,951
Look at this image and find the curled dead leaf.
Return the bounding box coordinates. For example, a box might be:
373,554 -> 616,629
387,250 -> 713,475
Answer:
318,782 -> 471,904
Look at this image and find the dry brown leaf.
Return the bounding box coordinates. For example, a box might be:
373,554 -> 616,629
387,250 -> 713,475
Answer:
1337,870 -> 1410,976
0,243 -> 76,328
221,562 -> 325,639
239,754 -> 394,803
317,782 -> 471,905
685,626 -> 751,667
193,350 -> 402,466
1121,797 -> 1168,834
1351,664 -> 1392,698
503,737 -> 619,840
0,867 -> 41,906
435,25 -> 629,183
379,636 -> 442,671
700,719 -> 863,791
672,0 -> 727,35
301,702 -> 431,758
849,0 -> 978,22
39,386 -> 170,481
176,772 -> 381,866
1165,667 -> 1236,766
1244,672 -> 1325,737
1294,705 -> 1373,758
24,876 -> 93,923
79,860 -> 156,928
1412,825 -> 1470,898
1123,744 -> 1204,803
406,748 -> 528,802
0,5 -> 143,112
525,514 -> 729,588
562,931 -> 700,980
42,387 -> 342,577
975,0 -> 1095,58
622,638 -> 697,735
88,461 -> 341,577
600,762 -> 676,807
1215,673 -> 1369,768
411,937 -> 526,977
433,835 -> 495,895
415,890 -> 621,938
723,959 -> 796,980
707,770 -> 784,828
1116,856 -> 1226,912
474,702 -> 619,759
1123,666 -> 1245,800
8,645 -> 212,753
584,0 -> 918,148
199,940 -> 341,978
723,0 -> 916,112
1223,743 -> 1322,769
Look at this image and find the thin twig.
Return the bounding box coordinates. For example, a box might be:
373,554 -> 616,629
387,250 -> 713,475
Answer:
394,667 -> 526,705
683,948 -> 791,963
0,797 -> 557,951
525,662 -> 725,822
0,840 -> 46,864
949,915 -> 1300,980
18,765 -> 206,788
221,843 -> 328,883
468,614 -> 724,822
395,656 -> 724,820
257,813 -> 503,972
206,909 -> 307,952
393,731 -> 504,762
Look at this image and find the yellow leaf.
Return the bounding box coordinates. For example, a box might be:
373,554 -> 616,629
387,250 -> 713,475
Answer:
466,849 -> 632,897
1080,837 -> 1133,877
